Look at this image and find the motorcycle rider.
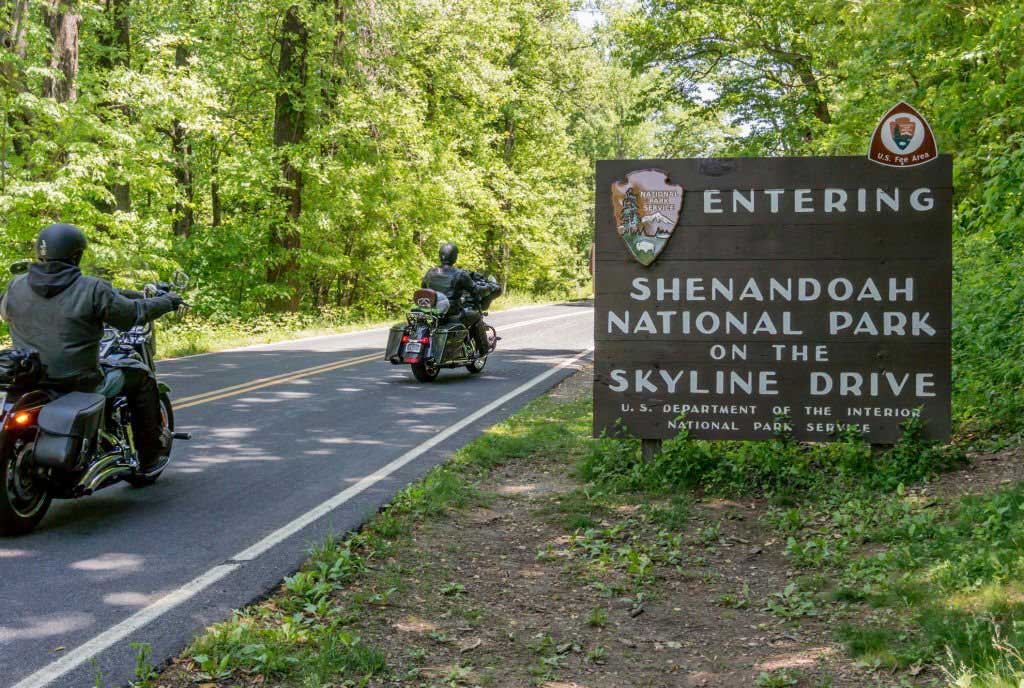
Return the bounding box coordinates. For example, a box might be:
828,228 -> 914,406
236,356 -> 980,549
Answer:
421,242 -> 493,356
0,224 -> 184,473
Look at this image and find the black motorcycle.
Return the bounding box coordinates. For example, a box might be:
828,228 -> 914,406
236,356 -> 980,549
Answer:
0,268 -> 192,535
386,272 -> 501,382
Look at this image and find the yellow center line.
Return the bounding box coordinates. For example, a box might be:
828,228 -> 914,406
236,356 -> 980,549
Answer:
174,352 -> 381,410
173,354 -> 380,404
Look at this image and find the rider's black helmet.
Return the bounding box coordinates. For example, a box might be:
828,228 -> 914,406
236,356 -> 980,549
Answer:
36,223 -> 87,266
439,242 -> 459,266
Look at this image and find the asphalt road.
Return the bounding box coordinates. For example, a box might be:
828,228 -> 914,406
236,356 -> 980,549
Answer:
0,301 -> 594,688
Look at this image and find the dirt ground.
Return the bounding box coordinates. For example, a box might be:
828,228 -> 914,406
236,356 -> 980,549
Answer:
333,371 -> 872,688
161,368 -> 1024,687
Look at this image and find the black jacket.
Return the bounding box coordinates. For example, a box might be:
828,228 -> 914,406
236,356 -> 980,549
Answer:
421,265 -> 476,306
0,263 -> 176,383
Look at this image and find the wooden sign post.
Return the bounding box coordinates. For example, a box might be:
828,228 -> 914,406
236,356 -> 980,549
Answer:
594,156 -> 952,444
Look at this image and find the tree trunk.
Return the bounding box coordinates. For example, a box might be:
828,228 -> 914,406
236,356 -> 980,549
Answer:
1,0 -> 29,158
790,55 -> 831,126
267,4 -> 308,311
42,0 -> 82,103
97,0 -> 130,71
0,0 -> 29,89
210,152 -> 221,227
97,0 -> 131,213
170,43 -> 194,236
486,112 -> 515,289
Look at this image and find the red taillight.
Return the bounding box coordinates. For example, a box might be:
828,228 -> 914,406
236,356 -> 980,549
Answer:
401,335 -> 410,343
420,337 -> 430,345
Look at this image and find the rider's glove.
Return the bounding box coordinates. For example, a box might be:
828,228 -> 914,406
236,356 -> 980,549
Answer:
166,292 -> 186,310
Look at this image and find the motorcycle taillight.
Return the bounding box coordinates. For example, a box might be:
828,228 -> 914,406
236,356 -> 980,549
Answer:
4,408 -> 36,429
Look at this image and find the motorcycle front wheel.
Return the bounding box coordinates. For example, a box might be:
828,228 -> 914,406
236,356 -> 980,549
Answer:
0,438 -> 51,536
411,362 -> 440,382
127,392 -> 174,488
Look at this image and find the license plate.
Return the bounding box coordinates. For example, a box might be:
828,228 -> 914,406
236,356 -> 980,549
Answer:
405,342 -> 422,355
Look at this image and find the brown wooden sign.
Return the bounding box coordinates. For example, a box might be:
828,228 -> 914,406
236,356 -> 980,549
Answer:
594,156 -> 953,443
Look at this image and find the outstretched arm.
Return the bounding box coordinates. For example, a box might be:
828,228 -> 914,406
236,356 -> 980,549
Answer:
93,281 -> 177,330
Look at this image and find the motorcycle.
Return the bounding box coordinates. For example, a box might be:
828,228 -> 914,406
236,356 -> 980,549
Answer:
0,267 -> 192,535
386,272 -> 501,382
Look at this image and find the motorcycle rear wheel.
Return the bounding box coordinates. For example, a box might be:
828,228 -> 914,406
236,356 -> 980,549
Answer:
127,392 -> 174,488
0,439 -> 51,536
411,362 -> 439,382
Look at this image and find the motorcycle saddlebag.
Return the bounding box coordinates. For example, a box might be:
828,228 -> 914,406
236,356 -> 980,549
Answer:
385,324 -> 406,362
34,392 -> 105,470
437,321 -> 465,361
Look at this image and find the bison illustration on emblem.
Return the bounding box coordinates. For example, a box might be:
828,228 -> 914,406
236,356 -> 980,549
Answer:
611,169 -> 684,266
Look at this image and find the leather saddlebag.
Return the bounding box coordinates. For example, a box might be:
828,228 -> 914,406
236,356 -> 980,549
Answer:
385,325 -> 405,360
34,392 -> 105,470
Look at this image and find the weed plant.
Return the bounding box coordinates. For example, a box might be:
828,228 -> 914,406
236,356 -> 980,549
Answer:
579,416 -> 964,499
579,409 -> 1024,683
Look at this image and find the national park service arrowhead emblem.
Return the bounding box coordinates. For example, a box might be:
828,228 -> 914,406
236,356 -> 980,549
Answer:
611,169 -> 683,266
868,102 -> 938,168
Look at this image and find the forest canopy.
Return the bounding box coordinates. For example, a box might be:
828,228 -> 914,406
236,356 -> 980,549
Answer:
0,0 -> 615,315
1,0 -> 1022,434
609,0 -> 1024,435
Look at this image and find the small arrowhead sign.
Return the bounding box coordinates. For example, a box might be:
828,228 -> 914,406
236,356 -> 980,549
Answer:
868,102 -> 938,168
610,169 -> 683,266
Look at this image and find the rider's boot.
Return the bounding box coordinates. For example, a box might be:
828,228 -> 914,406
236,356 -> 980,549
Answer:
137,431 -> 171,475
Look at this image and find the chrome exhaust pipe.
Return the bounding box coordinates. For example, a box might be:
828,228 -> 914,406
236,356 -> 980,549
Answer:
77,450 -> 136,495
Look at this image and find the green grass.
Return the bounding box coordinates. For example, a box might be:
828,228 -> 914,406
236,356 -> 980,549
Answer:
157,313 -> 397,359
642,493 -> 691,530
536,488 -> 612,531
755,669 -> 802,687
945,640 -> 1024,687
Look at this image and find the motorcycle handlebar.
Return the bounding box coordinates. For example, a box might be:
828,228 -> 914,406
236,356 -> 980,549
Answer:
143,283 -> 191,312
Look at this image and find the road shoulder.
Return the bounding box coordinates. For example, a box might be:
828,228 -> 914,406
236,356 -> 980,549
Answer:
155,366 -> 871,688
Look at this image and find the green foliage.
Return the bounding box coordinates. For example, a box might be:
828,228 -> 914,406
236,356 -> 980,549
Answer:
574,394 -> 1024,680
129,643 -> 158,688
616,0 -> 1024,436
537,487 -> 612,531
580,418 -> 964,499
0,0 -> 624,325
189,620 -> 385,684
764,473 -> 1024,679
755,669 -> 802,688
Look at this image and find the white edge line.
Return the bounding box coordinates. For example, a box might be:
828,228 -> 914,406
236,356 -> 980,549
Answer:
159,301 -> 587,363
490,309 -> 590,332
233,345 -> 593,561
10,346 -> 594,688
